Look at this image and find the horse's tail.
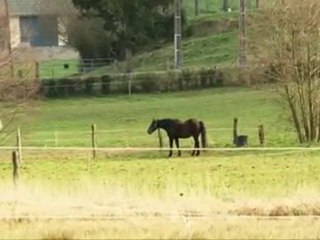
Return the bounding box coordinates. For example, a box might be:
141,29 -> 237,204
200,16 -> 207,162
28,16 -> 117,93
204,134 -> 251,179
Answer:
199,121 -> 207,148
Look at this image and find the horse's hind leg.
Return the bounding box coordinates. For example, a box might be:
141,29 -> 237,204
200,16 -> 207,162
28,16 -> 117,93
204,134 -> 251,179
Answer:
196,139 -> 200,156
195,136 -> 200,156
168,137 -> 173,157
175,138 -> 181,156
191,136 -> 197,156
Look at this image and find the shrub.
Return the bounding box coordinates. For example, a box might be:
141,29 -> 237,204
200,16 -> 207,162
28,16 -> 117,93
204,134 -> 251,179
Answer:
40,66 -> 231,98
199,68 -> 209,88
215,69 -> 225,87
137,73 -> 160,93
181,69 -> 193,89
112,74 -> 128,94
101,75 -> 112,94
57,79 -> 71,97
42,79 -> 57,98
162,71 -> 177,92
84,78 -> 95,95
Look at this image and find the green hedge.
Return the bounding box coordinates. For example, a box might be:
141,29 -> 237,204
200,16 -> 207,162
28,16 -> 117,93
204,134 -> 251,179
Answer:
40,67 -> 234,98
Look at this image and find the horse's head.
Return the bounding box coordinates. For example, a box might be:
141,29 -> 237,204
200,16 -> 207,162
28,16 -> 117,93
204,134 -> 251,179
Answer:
147,119 -> 158,134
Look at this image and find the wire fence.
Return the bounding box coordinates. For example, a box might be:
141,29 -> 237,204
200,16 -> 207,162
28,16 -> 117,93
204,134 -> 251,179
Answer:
0,126 -> 260,147
2,146 -> 320,152
0,124 -> 301,154
39,58 -> 118,79
183,0 -> 262,16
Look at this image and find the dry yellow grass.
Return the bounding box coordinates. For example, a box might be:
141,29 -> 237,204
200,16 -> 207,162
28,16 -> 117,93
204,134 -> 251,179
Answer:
1,183 -> 320,218
0,183 -> 320,239
1,217 -> 320,239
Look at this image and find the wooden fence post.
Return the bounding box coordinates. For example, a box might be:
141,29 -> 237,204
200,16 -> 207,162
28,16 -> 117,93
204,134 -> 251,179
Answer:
158,128 -> 163,151
259,124 -> 265,145
126,48 -> 132,97
91,124 -> 97,158
16,128 -> 22,164
128,73 -> 132,97
35,61 -> 40,80
233,118 -> 238,145
12,151 -> 19,186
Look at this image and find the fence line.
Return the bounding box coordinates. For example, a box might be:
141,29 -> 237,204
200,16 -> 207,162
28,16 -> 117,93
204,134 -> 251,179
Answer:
12,127 -> 274,135
1,127 -> 266,139
0,146 -> 319,152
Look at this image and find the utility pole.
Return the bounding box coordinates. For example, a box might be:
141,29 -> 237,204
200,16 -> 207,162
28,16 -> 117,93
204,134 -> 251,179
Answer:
194,0 -> 199,16
238,0 -> 247,71
223,0 -> 229,12
174,0 -> 182,70
238,0 -> 248,85
4,0 -> 13,79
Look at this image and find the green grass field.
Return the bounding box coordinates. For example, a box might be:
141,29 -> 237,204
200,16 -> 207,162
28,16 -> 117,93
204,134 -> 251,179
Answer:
39,59 -> 80,79
3,87 -> 297,148
1,152 -> 319,199
0,87 -> 317,200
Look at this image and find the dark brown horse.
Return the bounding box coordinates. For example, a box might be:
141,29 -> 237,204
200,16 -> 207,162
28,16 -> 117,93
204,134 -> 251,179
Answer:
147,118 -> 207,157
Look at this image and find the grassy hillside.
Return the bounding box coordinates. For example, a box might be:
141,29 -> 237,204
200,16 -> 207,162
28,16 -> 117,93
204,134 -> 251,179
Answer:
183,0 -> 259,17
39,12 -> 239,79
39,0 -> 275,79
40,26 -> 238,79
88,30 -> 238,76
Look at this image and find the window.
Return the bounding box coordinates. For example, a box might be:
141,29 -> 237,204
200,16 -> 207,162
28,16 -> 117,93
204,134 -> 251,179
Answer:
20,16 -> 58,46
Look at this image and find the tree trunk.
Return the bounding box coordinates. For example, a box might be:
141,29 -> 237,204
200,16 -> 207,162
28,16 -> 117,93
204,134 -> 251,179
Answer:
285,86 -> 305,143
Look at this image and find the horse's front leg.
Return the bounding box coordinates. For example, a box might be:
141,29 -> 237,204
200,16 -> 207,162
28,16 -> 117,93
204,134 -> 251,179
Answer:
191,136 -> 197,156
175,138 -> 181,156
168,137 -> 173,157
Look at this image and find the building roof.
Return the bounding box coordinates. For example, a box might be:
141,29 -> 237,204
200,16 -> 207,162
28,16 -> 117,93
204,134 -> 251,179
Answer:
8,0 -> 75,17
8,0 -> 41,16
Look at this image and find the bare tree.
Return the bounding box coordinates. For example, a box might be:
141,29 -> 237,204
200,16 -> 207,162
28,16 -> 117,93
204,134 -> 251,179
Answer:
0,0 -> 40,142
250,0 -> 320,143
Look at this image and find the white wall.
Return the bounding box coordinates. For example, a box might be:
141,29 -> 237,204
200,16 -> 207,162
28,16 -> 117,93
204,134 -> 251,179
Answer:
57,17 -> 67,47
9,17 -> 21,48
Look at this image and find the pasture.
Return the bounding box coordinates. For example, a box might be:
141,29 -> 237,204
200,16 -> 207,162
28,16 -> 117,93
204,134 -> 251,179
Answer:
6,87 -> 294,147
1,87 -> 320,239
